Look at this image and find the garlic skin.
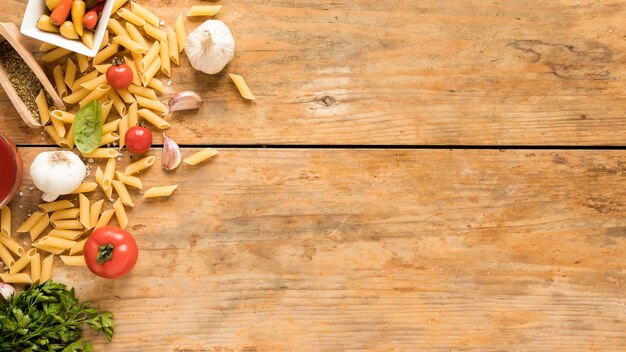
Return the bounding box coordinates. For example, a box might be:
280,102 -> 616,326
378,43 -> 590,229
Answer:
30,151 -> 86,202
169,91 -> 203,112
162,134 -> 182,171
185,20 -> 235,74
0,282 -> 15,300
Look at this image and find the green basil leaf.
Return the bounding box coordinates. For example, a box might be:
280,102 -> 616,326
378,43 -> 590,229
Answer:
73,100 -> 102,153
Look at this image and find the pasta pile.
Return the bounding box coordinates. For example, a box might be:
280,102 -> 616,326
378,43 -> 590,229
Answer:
0,0 -> 220,284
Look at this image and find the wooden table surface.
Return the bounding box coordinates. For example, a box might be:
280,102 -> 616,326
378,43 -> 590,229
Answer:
1,0 -> 626,351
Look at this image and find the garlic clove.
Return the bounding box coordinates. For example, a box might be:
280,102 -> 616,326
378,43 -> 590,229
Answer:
169,91 -> 203,112
0,282 -> 15,300
162,134 -> 182,171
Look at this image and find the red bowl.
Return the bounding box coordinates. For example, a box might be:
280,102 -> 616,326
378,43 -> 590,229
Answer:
0,132 -> 22,209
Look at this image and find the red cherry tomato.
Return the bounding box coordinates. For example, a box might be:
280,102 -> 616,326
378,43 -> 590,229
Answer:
106,58 -> 133,90
84,226 -> 138,279
125,126 -> 152,154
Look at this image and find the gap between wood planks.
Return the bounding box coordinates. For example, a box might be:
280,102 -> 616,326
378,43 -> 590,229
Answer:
15,144 -> 626,150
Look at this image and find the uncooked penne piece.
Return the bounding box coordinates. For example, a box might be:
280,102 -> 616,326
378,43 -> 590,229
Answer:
107,18 -> 129,38
40,200 -> 74,213
53,65 -> 67,98
0,206 -> 10,238
127,102 -> 138,127
166,28 -> 179,65
125,156 -> 156,175
108,89 -> 127,116
51,110 -> 75,123
119,114 -> 128,149
102,118 -> 121,134
95,209 -> 115,229
113,199 -> 128,229
113,35 -> 148,54
9,255 -> 31,275
135,95 -> 166,113
99,132 -> 120,146
69,239 -> 87,255
64,88 -> 91,105
82,148 -> 122,159
111,0 -> 128,13
147,78 -> 165,93
49,208 -> 80,221
0,242 -> 15,267
32,244 -> 64,254
101,100 -> 114,123
90,200 -> 104,229
79,84 -> 111,107
69,182 -> 98,194
144,23 -> 167,43
117,8 -> 146,27
81,74 -> 107,91
39,254 -> 54,282
44,127 -> 64,146
126,22 -> 149,48
30,213 -> 50,242
36,236 -> 77,249
186,5 -> 222,17
0,236 -> 24,257
115,171 -> 143,189
79,194 -> 90,229
76,54 -> 90,72
125,57 -> 141,86
48,229 -> 83,240
60,255 -> 86,266
64,58 -> 77,90
229,74 -> 256,100
128,84 -> 157,100
30,253 -> 41,283
17,212 -> 45,232
138,108 -> 170,129
65,121 -> 75,149
72,70 -> 98,91
94,63 -> 112,74
0,273 -> 31,284
93,42 -> 120,66
131,2 -> 160,27
39,42 -> 58,52
51,220 -> 83,230
95,166 -> 113,200
103,157 -> 116,190
117,89 -> 136,104
183,148 -> 219,165
41,48 -> 71,62
159,41 -> 171,77
140,41 -> 160,72
174,15 -> 186,53
144,185 -> 178,198
141,56 -> 161,86
100,29 -> 109,51
50,115 -> 66,138
35,90 -> 51,125
112,180 -> 134,207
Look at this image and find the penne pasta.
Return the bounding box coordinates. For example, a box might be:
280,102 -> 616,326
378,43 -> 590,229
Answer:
117,8 -> 147,27
107,18 -> 129,37
166,28 -> 179,65
60,255 -> 86,266
51,110 -> 75,123
126,22 -> 149,48
115,171 -> 143,189
48,229 -> 83,240
144,23 -> 167,43
35,236 -> 77,250
50,115 -> 66,138
40,200 -> 74,213
53,65 -> 67,98
10,255 -> 31,275
0,242 -> 15,267
69,239 -> 87,255
30,253 -> 41,283
144,185 -> 178,198
174,15 -> 186,53
113,199 -> 128,229
95,209 -> 115,229
147,78 -> 165,93
76,54 -> 90,72
125,156 -> 156,175
98,132 -> 120,146
108,89 -> 127,116
138,108 -> 170,129
183,148 -> 219,165
0,236 -> 24,257
103,157 -> 117,189
131,2 -> 160,27
93,42 -> 120,65
35,90 -> 51,125
113,35 -> 148,54
117,89 -> 136,104
41,47 -> 71,62
90,200 -> 104,228
51,220 -> 83,230
80,74 -> 107,90
82,148 -> 122,159
127,102 -> 138,127
128,84 -> 157,100
140,56 -> 161,86
72,70 -> 98,91
17,212 -> 45,233
69,182 -> 98,194
0,273 -> 31,284
65,121 -> 76,149
101,100 -> 114,123
111,0 -> 129,13
50,208 -> 80,221
39,42 -> 58,52
95,166 -> 113,200
64,58 -> 77,89
112,180 -> 134,207
119,114 -> 129,149
29,213 -> 50,241
94,63 -> 112,74
135,95 -> 166,113
140,41 -> 160,72
159,41 -> 171,77
79,84 -> 111,107
40,254 -> 55,281
44,125 -> 65,146
229,74 -> 256,100
102,118 -> 121,134
79,194 -> 90,229
64,87 -> 91,105
0,206 -> 10,238
186,5 -> 222,17
100,30 -> 110,51
125,57 -> 141,86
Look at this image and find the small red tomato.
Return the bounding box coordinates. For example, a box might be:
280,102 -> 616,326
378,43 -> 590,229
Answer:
106,57 -> 133,90
84,226 -> 138,279
125,126 -> 152,154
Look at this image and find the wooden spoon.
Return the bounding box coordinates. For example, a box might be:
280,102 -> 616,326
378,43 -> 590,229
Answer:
0,22 -> 65,128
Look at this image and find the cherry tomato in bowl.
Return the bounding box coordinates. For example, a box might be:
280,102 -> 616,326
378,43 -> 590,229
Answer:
125,126 -> 152,154
84,226 -> 138,279
106,57 -> 133,90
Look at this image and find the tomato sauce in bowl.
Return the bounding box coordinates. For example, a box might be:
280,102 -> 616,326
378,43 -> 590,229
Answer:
0,132 -> 22,208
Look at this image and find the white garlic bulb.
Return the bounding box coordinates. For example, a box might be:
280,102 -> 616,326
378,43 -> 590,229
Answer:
30,151 -> 86,202
185,20 -> 235,74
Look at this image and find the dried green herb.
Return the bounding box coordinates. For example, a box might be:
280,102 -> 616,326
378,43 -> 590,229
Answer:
73,100 -> 102,153
0,280 -> 114,352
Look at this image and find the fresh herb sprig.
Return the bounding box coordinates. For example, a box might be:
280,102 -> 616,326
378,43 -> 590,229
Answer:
0,280 -> 114,352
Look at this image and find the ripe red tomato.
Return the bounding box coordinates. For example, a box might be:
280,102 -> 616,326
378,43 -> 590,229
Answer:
84,226 -> 138,279
125,126 -> 152,154
106,58 -> 133,90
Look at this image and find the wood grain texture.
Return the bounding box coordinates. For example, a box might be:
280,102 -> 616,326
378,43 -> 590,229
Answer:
1,0 -> 626,145
4,148 -> 626,351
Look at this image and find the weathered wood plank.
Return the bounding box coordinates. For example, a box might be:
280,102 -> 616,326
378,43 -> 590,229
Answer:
1,1 -> 626,145
4,148 -> 626,351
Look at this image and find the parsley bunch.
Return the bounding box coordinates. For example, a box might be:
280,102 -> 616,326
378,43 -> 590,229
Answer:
0,281 -> 114,352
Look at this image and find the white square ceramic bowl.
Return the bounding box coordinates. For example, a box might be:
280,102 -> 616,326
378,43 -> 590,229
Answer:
20,0 -> 114,57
